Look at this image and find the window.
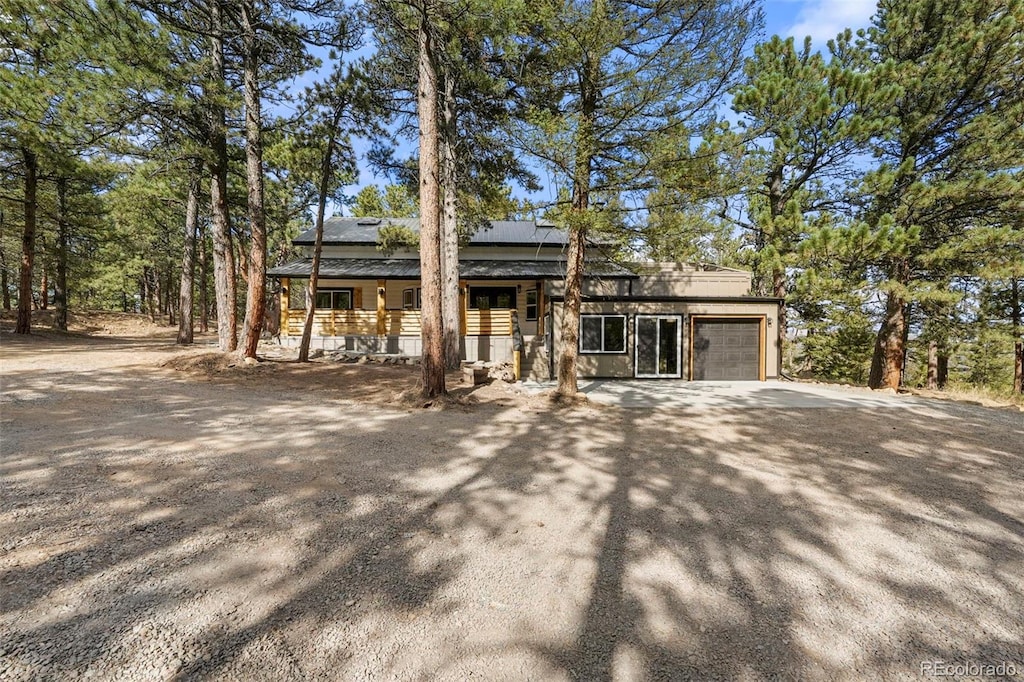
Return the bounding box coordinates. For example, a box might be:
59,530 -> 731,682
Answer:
525,290 -> 538,321
402,287 -> 422,310
580,315 -> 627,353
314,288 -> 353,310
469,286 -> 517,310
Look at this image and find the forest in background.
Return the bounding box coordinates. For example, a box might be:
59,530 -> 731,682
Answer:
1,0 -> 1021,399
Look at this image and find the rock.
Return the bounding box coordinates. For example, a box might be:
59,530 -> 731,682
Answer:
356,356 -> 368,365
242,356 -> 258,366
873,387 -> 897,395
487,361 -> 516,382
309,349 -> 324,359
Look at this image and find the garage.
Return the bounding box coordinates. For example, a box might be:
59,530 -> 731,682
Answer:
691,317 -> 763,380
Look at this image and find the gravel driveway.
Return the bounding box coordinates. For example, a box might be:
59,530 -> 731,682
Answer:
2,333 -> 1023,681
522,378 -> 933,409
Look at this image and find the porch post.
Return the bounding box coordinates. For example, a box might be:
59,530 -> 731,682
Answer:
280,278 -> 289,337
537,279 -> 545,335
459,279 -> 468,335
376,279 -> 386,336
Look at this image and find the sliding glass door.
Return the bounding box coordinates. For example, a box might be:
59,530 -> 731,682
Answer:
635,315 -> 681,378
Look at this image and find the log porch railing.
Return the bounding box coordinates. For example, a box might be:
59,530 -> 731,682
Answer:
284,308 -> 514,337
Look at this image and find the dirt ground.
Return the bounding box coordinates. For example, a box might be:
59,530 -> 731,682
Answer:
2,316 -> 1023,681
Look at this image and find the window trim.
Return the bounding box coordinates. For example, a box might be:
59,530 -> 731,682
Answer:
402,287 -> 422,310
579,314 -> 628,354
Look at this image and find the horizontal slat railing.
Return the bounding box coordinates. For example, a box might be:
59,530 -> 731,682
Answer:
285,307 -> 514,336
464,308 -> 513,336
285,309 -> 377,336
387,309 -> 421,335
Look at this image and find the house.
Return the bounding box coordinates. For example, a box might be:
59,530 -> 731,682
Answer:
267,217 -> 781,381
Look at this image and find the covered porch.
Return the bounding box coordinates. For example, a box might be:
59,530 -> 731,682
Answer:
276,283 -> 527,339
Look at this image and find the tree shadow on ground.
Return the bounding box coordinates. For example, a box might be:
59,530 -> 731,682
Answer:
1,336 -> 1023,680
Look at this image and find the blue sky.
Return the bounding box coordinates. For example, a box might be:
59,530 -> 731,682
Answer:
765,0 -> 876,48
334,0 -> 879,214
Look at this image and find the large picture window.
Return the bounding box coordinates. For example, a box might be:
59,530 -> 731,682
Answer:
469,286 -> 517,310
314,288 -> 353,310
580,314 -> 627,353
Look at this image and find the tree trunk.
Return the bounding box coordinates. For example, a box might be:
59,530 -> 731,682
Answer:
38,235 -> 48,310
1014,341 -> 1023,395
298,153 -> 338,362
417,8 -> 445,398
773,268 -> 786,375
937,354 -> 949,389
239,2 -> 267,360
208,0 -> 237,352
153,266 -> 163,318
1013,279 -> 1022,394
0,213 -> 9,310
297,194 -> 328,362
869,290 -> 907,390
54,177 -> 69,331
440,70 -> 461,371
763,165 -> 788,374
144,268 -> 157,323
165,265 -> 175,325
199,222 -> 209,333
298,99 -> 345,362
265,282 -> 280,339
16,147 -> 38,334
0,208 -> 10,311
555,89 -> 596,397
869,263 -> 910,391
178,159 -> 202,344
926,340 -> 938,390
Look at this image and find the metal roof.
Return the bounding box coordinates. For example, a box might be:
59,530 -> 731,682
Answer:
292,217 -> 569,247
267,258 -> 636,280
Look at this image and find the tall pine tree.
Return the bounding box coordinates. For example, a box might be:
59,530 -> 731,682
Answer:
860,0 -> 1024,389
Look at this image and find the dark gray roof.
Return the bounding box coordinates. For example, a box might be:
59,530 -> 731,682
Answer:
267,258 -> 636,280
292,217 -> 568,247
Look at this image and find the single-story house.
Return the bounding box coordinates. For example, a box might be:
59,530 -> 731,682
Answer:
267,217 -> 781,381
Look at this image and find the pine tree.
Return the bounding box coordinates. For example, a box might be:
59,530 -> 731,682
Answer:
860,0 -> 1024,389
1,0 -> 161,333
510,0 -> 760,396
714,34 -> 882,370
367,0 -> 529,386
352,184 -> 418,218
292,66 -> 362,361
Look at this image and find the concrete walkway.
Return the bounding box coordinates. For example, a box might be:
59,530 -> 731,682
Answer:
520,378 -> 931,409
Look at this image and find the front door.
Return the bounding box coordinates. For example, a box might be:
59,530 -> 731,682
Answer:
635,315 -> 681,378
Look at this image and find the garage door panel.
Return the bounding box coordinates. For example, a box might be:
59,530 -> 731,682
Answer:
692,319 -> 761,381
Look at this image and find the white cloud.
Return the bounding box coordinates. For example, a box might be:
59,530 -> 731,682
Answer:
786,0 -> 876,48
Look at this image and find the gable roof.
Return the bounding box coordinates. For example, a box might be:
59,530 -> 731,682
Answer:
292,217 -> 568,247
